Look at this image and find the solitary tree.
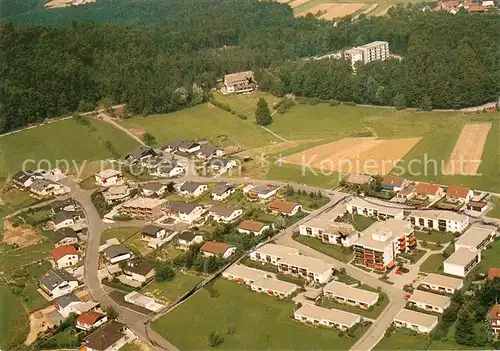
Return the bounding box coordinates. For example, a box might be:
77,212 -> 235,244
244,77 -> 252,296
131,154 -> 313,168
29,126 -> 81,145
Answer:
143,132 -> 156,146
255,98 -> 272,126
156,265 -> 176,282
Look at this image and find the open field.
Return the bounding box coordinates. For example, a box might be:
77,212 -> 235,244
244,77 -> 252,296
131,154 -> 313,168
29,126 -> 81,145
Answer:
289,0 -> 311,8
265,163 -> 339,188
142,273 -> 202,304
0,117 -> 139,187
487,197 -> 500,219
444,123 -> 492,175
151,278 -> 364,350
0,284 -> 30,350
283,136 -> 421,175
213,92 -> 279,118
297,3 -> 365,18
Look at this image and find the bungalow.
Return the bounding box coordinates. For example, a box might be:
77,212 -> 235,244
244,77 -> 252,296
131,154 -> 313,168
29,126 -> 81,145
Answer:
76,311 -> 108,331
123,259 -> 156,283
197,145 -> 224,160
323,281 -> 379,309
53,228 -> 79,248
201,241 -> 236,259
409,210 -> 469,233
39,269 -> 79,299
415,183 -> 444,200
381,175 -> 408,192
250,277 -> 299,298
209,204 -> 243,223
80,321 -> 133,351
177,231 -> 204,247
222,264 -> 274,285
141,224 -> 167,240
94,169 -> 123,187
446,185 -> 473,202
393,308 -> 438,334
224,71 -> 256,94
419,273 -> 463,294
209,158 -> 238,173
167,201 -> 205,223
103,244 -> 132,264
489,305 -> 500,337
443,248 -> 481,277
179,181 -> 208,198
294,304 -> 361,331
12,170 -> 43,189
454,224 -> 496,252
29,179 -> 67,198
141,182 -> 168,197
211,182 -> 236,201
250,243 -> 299,265
244,185 -> 279,200
408,290 -> 451,314
237,220 -> 271,236
125,146 -> 157,164
347,198 -> 404,220
268,199 -> 302,216
278,254 -> 335,284
51,245 -> 79,269
346,173 -> 372,186
466,201 -> 488,213
153,162 -> 185,178
50,211 -> 83,231
103,185 -> 131,205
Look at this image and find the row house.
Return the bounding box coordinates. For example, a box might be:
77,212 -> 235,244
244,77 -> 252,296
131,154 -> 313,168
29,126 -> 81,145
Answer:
409,210 -> 469,233
393,308 -> 438,334
222,264 -> 275,285
250,277 -> 299,298
419,273 -> 463,294
277,254 -> 335,284
408,290 -> 451,314
294,304 -> 361,331
250,243 -> 299,265
323,281 -> 379,309
346,198 -> 404,220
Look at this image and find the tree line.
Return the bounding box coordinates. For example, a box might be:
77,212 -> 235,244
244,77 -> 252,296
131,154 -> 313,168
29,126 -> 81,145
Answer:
1,0 -> 499,132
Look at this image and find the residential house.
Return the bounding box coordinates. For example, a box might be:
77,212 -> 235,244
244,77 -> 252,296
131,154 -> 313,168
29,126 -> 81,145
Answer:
50,211 -> 83,231
381,175 -> 408,192
11,170 -> 43,189
222,264 -> 274,285
489,305 -> 500,337
415,183 -> 444,201
353,219 -> 416,270
166,201 -> 205,223
244,185 -> 279,200
211,182 -> 236,201
141,182 -> 168,197
177,231 -> 204,247
103,244 -> 132,264
141,224 -> 167,240
124,291 -> 165,312
29,179 -> 67,198
224,71 -> 256,94
454,224 -> 496,252
294,304 -> 361,331
408,290 -> 451,314
80,321 -> 134,351
346,173 -> 372,186
119,198 -> 166,219
53,228 -> 79,248
237,220 -> 271,236
482,0 -> 494,6
54,294 -> 99,318
396,184 -> 416,201
140,156 -> 163,171
209,158 -> 238,173
269,199 -> 302,216
446,185 -> 473,202
209,204 -> 243,223
123,259 -> 155,283
179,181 -> 208,198
39,269 -> 78,299
323,281 -> 379,309
76,311 -> 108,331
165,140 -> 201,154
51,199 -> 77,214
250,243 -> 299,265
443,248 -> 481,277
466,201 -> 488,213
125,146 -> 157,164
197,145 -> 224,160
152,161 -> 185,178
488,268 -> 500,281
94,169 -> 123,187
51,245 -> 79,269
393,308 -> 438,334
103,185 -> 131,205
201,241 -> 236,259
278,254 -> 335,284
346,198 -> 404,220
409,210 -> 469,233
250,277 -> 299,298
419,273 -> 464,294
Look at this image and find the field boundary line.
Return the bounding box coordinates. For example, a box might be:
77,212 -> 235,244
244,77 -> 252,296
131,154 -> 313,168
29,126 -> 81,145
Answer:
260,125 -> 289,142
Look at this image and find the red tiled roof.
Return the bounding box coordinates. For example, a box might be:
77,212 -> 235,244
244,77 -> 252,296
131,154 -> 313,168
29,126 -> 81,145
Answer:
51,245 -> 78,261
77,311 -> 105,326
238,220 -> 266,232
416,183 -> 441,196
382,175 -> 405,188
489,304 -> 500,321
468,201 -> 487,208
488,268 -> 500,280
201,241 -> 232,255
269,199 -> 300,214
447,185 -> 470,199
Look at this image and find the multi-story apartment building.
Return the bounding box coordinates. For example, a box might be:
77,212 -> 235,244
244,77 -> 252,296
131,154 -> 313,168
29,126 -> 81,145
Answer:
344,41 -> 389,69
347,198 -> 404,220
409,210 -> 469,233
454,224 -> 496,252
353,219 -> 415,270
249,244 -> 299,265
119,197 -> 166,219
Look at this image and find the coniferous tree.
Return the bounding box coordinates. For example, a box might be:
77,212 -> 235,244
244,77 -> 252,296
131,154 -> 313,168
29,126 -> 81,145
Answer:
255,98 -> 272,126
455,305 -> 476,346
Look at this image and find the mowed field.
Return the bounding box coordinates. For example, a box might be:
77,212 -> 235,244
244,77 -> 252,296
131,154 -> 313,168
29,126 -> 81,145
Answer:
151,278 -> 364,350
289,0 -> 401,18
297,3 -> 366,19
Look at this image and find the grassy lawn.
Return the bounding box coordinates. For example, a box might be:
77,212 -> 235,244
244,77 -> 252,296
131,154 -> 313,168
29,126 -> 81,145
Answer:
414,230 -> 454,245
476,238 -> 500,274
142,272 -> 202,304
321,291 -> 389,319
120,103 -> 278,150
0,188 -> 40,231
0,117 -> 139,183
152,279 -> 364,350
0,240 -> 53,270
100,227 -> 141,244
0,284 -> 30,351
212,91 -> 280,118
294,235 -> 353,263
486,196 -> 500,219
286,192 -> 330,211
400,248 -> 426,264
337,213 -> 376,232
419,254 -> 446,274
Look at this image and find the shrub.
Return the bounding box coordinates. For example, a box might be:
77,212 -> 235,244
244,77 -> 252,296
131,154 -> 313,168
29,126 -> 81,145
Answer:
329,99 -> 340,106
208,331 -> 224,347
237,114 -> 248,120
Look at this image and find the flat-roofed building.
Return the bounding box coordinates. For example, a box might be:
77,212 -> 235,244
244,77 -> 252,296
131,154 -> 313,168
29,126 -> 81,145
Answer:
408,290 -> 451,314
222,264 -> 274,285
299,209 -> 359,247
347,198 -> 404,220
393,308 -> 438,334
419,273 -> 464,294
409,210 -> 469,233
278,254 -> 335,284
294,304 -> 361,331
443,248 -> 481,277
455,224 -> 496,252
353,219 -> 416,270
250,277 -> 299,298
119,197 -> 166,219
323,281 -> 379,309
249,244 -> 299,265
